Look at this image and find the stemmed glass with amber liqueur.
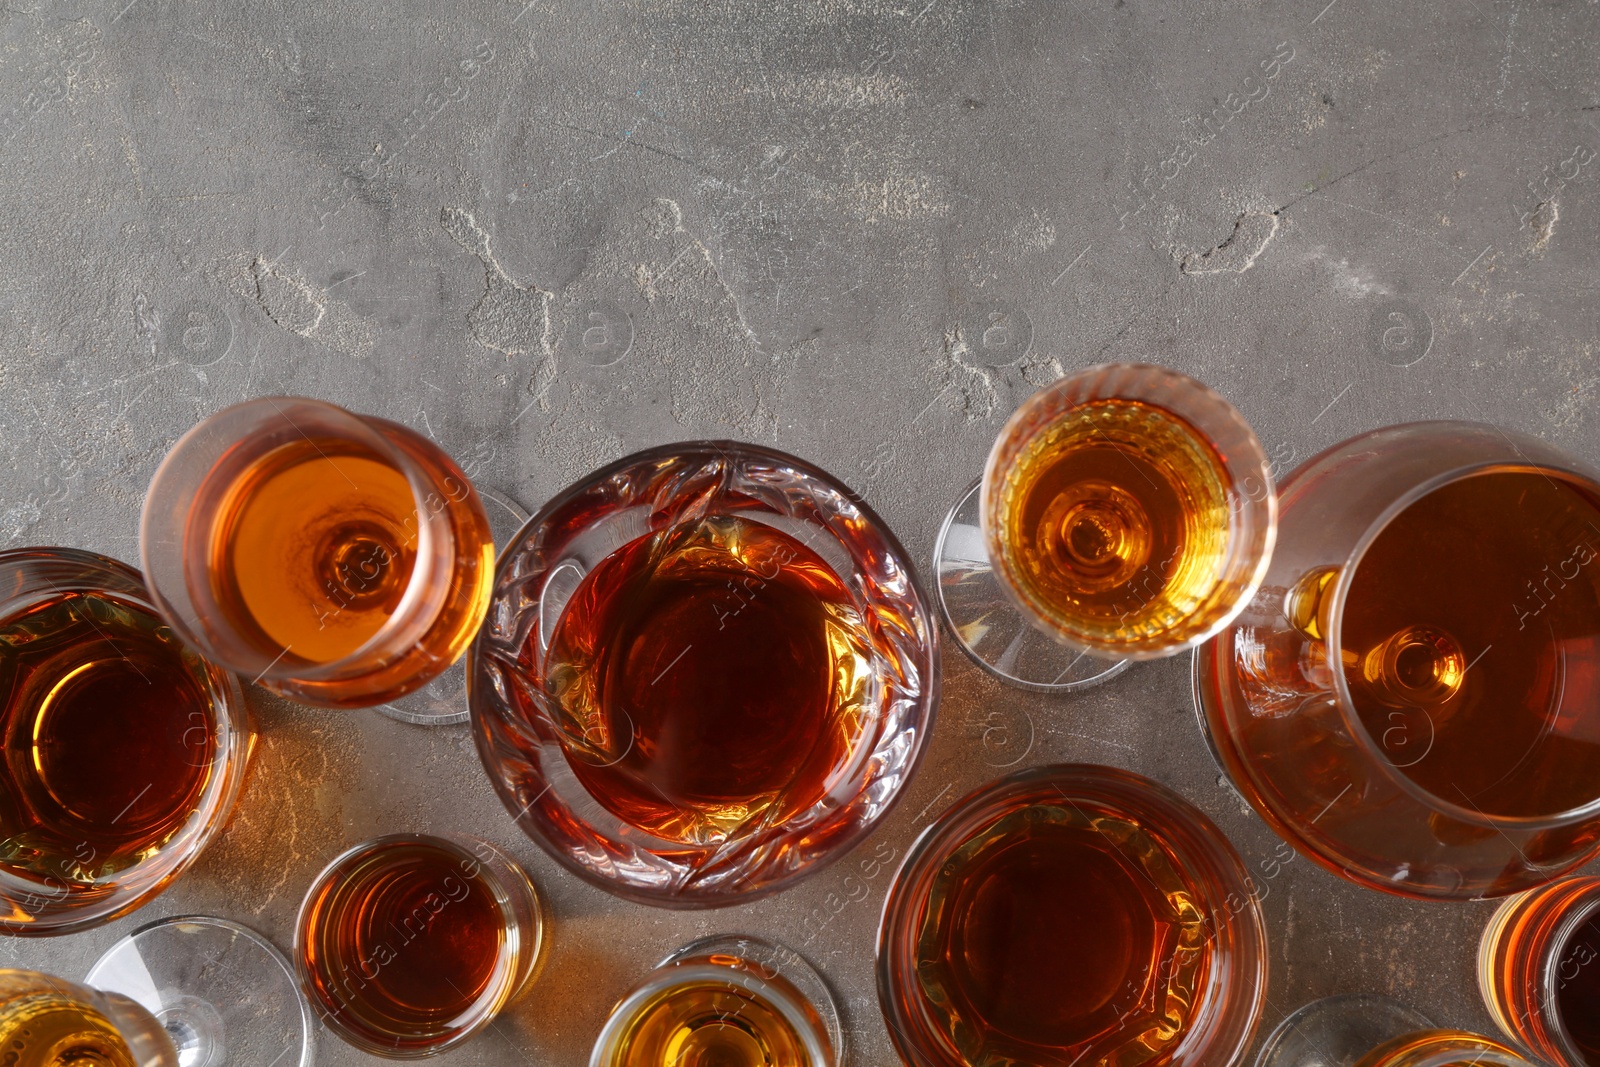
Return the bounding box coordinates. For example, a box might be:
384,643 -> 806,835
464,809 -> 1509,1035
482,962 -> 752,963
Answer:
141,397 -> 493,711
1195,421 -> 1600,899
1257,997 -> 1536,1067
934,362 -> 1276,691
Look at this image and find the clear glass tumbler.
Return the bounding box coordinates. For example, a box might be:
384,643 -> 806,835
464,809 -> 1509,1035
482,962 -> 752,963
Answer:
295,832 -> 546,1057
1195,421 -> 1600,899
935,362 -> 1276,692
1257,997 -> 1534,1067
877,764 -> 1267,1067
589,934 -> 840,1067
0,548 -> 249,936
1478,875 -> 1600,1067
141,397 -> 494,710
470,441 -> 939,906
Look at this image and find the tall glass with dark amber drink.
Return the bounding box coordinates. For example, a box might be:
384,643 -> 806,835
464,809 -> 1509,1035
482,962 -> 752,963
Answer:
1479,875 -> 1600,1067
876,765 -> 1266,1067
589,935 -> 840,1067
470,442 -> 938,905
0,548 -> 249,935
140,397 -> 493,710
934,363 -> 1276,691
1195,422 -> 1600,899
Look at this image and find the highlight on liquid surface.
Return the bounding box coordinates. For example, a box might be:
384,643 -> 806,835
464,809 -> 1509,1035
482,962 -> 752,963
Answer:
298,839 -> 507,1052
538,515 -> 875,845
990,398 -> 1232,648
914,802 -> 1210,1065
0,592 -> 218,887
603,977 -> 814,1067
0,990 -> 138,1067
207,438 -> 419,664
1557,911 -> 1600,1065
1341,467 -> 1600,819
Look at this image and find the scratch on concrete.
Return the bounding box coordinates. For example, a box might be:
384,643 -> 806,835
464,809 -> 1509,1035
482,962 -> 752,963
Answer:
1181,211 -> 1280,275
1525,199 -> 1558,256
441,206 -> 555,404
249,257 -> 374,358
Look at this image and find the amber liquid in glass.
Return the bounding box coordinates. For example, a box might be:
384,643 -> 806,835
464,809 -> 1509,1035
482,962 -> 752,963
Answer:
205,438 -> 421,665
539,516 -> 874,845
298,839 -> 506,1050
915,802 -> 1210,1066
991,398 -> 1231,646
607,978 -> 813,1067
1339,468 -> 1600,818
0,992 -> 138,1067
0,592 -> 217,888
1557,912 -> 1600,1065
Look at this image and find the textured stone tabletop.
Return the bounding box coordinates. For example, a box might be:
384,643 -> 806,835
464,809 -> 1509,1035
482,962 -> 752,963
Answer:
2,0 -> 1598,1063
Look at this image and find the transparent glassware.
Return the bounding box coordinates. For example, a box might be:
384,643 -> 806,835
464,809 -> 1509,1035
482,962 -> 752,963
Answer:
294,832 -> 546,1057
1478,875 -> 1600,1067
1194,421 -> 1600,899
140,396 -> 494,710
1257,997 -> 1533,1067
469,441 -> 939,907
589,934 -> 840,1067
877,764 -> 1267,1067
85,914 -> 316,1067
0,968 -> 178,1067
0,547 -> 250,936
935,362 -> 1276,692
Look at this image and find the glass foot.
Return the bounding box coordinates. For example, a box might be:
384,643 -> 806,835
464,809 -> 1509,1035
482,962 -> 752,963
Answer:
933,478 -> 1130,692
85,915 -> 314,1067
1256,995 -> 1435,1067
376,487 -> 531,726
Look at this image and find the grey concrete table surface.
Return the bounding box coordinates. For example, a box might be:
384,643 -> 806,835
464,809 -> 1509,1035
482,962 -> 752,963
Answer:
3,0 -> 1598,1063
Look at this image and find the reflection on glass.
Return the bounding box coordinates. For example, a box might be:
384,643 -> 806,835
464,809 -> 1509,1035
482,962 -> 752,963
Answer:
935,362 -> 1276,692
141,397 -> 493,709
877,765 -> 1266,1067
1479,875 -> 1600,1067
1196,422 -> 1600,898
0,549 -> 249,936
1257,996 -> 1533,1067
590,935 -> 839,1067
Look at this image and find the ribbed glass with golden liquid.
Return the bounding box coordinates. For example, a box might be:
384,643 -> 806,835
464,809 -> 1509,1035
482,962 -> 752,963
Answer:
1479,875 -> 1600,1067
1354,1030 -> 1534,1067
0,970 -> 177,1067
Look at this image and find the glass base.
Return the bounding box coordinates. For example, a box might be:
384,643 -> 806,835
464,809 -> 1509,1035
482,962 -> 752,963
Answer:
85,915 -> 314,1067
1257,995 -> 1435,1067
660,935 -> 844,1066
933,478 -> 1130,692
376,487 -> 531,726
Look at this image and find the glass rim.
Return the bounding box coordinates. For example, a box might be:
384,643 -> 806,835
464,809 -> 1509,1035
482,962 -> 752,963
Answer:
292,832 -> 535,1056
1323,439 -> 1600,830
980,361 -> 1278,660
0,546 -> 250,936
1538,880 -> 1600,1063
1360,1029 -> 1535,1067
591,935 -> 837,1067
875,762 -> 1268,1067
140,396 -> 448,686
469,438 -> 941,907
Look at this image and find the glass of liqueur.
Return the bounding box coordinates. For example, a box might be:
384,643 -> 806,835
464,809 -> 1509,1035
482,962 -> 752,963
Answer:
295,833 -> 546,1057
1194,421 -> 1600,899
589,935 -> 841,1067
0,548 -> 248,935
470,442 -> 938,905
876,764 -> 1267,1067
934,362 -> 1276,692
1478,875 -> 1600,1067
0,969 -> 177,1067
1257,997 -> 1535,1067
140,397 -> 493,711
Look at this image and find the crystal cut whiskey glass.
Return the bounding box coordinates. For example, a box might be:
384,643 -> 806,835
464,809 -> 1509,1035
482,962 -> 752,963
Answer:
470,441 -> 939,906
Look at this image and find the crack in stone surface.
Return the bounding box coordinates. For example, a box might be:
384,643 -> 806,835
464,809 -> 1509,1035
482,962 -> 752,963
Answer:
1181,211 -> 1281,275
441,206 -> 555,402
